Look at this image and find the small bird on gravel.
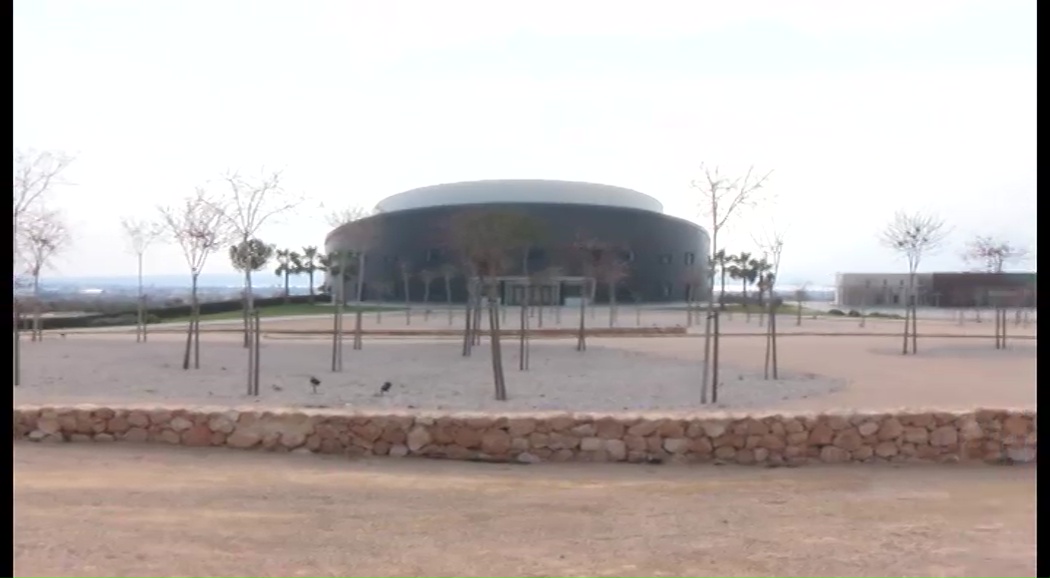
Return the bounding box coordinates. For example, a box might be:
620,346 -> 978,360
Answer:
379,381 -> 393,394
309,376 -> 321,394
272,384 -> 283,392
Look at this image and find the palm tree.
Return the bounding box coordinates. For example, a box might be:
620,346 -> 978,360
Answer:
299,246 -> 320,302
729,252 -> 757,321
274,249 -> 299,303
712,249 -> 732,310
751,257 -> 774,308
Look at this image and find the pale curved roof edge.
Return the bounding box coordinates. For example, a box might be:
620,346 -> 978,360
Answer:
374,179 -> 665,214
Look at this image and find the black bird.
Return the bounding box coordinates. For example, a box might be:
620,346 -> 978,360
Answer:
309,376 -> 321,394
380,381 -> 392,394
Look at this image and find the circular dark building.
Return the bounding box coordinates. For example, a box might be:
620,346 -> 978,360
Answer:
324,179 -> 710,304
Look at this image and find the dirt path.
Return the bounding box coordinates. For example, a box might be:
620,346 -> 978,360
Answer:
15,444 -> 1036,577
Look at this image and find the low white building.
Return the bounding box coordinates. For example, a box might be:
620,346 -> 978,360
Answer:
834,272 -> 935,308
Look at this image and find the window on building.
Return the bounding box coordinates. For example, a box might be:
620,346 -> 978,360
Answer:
659,253 -> 672,265
684,252 -> 696,265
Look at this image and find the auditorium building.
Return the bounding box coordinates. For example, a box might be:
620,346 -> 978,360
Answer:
324,179 -> 710,304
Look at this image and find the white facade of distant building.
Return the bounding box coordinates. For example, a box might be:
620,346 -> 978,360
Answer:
834,272 -> 935,307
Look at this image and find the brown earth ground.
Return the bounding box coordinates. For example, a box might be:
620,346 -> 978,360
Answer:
15,443 -> 1036,578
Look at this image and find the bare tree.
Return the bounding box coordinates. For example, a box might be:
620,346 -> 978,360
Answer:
398,259 -> 413,325
963,235 -> 1029,273
18,208 -> 70,341
439,263 -> 458,326
159,189 -> 230,369
448,210 -> 541,400
599,254 -> 630,328
755,228 -> 786,378
880,211 -> 949,355
212,170 -> 301,346
13,149 -> 73,386
326,206 -> 380,350
231,239 -> 275,394
325,250 -> 354,372
419,269 -> 436,322
693,164 -> 772,403
681,265 -> 706,326
120,217 -> 164,343
571,237 -> 608,352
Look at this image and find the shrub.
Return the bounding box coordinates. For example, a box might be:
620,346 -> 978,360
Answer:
847,309 -> 862,317
827,309 -> 845,316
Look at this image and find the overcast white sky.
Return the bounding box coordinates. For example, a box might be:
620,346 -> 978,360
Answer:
14,0 -> 1036,285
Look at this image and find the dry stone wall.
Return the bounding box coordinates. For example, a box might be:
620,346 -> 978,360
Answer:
13,406 -> 1036,465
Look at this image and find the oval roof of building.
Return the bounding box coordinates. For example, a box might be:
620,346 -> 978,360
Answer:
374,180 -> 664,214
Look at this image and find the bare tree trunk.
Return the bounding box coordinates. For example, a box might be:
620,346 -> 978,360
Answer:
576,280 -> 588,352
472,287 -> 483,346
423,283 -> 431,322
589,280 -> 597,320
711,311 -> 720,403
13,220 -> 20,386
182,298 -> 193,370
337,269 -> 346,368
31,274 -> 41,342
608,282 -> 617,327
764,306 -> 772,380
192,276 -> 201,370
758,291 -> 766,328
136,253 -> 145,343
182,273 -> 201,370
247,301 -> 256,394
487,292 -> 507,401
461,280 -> 474,357
13,294 -> 20,386
701,263 -> 717,404
243,271 -> 255,348
910,299 -> 918,354
445,278 -> 453,326
404,276 -> 411,326
796,300 -> 803,326
771,307 -> 779,379
252,309 -> 261,396
519,286 -> 529,371
331,274 -> 342,372
743,284 -> 751,323
354,252 -> 366,350
901,292 -> 911,356
701,308 -> 712,404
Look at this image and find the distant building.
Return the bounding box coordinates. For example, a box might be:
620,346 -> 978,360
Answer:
325,179 -> 711,304
835,272 -> 1036,308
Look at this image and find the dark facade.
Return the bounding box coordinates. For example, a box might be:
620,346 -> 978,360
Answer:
929,272 -> 1037,308
325,186 -> 710,304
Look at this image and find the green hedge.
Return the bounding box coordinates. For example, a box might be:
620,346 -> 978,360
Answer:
17,294 -> 318,330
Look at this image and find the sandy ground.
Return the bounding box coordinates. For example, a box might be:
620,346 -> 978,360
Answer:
14,443 -> 1036,578
16,323 -> 1035,413
14,333 -> 845,412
